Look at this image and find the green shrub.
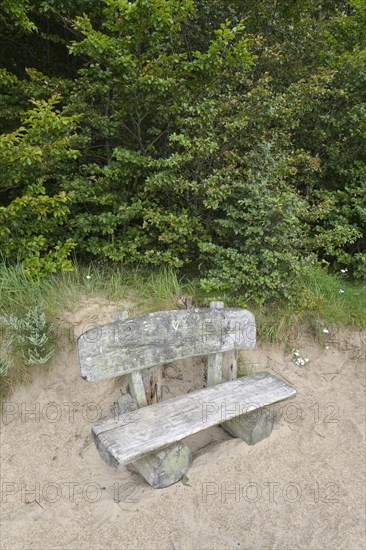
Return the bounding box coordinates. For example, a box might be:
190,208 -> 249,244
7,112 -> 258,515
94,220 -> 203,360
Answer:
0,0 -> 364,301
0,96 -> 79,277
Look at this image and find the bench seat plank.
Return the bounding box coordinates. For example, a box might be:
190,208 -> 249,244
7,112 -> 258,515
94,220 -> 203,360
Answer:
93,372 -> 296,466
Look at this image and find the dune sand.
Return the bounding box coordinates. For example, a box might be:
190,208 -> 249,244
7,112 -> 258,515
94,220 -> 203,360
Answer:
1,301 -> 365,550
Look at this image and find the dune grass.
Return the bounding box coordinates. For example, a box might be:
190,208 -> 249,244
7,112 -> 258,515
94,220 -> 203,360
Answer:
303,265 -> 365,327
255,265 -> 365,342
0,260 -> 364,399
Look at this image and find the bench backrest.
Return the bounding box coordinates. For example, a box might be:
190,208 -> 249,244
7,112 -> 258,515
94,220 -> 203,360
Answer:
77,306 -> 256,382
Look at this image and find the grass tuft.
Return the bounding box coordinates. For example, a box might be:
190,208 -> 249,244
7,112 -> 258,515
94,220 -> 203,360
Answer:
255,265 -> 365,343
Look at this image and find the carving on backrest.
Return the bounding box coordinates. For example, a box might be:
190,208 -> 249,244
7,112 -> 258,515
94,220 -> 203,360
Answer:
77,308 -> 256,382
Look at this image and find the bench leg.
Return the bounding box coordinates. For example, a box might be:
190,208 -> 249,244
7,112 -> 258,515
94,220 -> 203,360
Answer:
131,442 -> 192,489
94,393 -> 192,489
222,407 -> 274,445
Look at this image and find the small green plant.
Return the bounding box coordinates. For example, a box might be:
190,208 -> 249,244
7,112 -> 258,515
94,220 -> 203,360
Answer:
0,302 -> 55,368
0,360 -> 10,379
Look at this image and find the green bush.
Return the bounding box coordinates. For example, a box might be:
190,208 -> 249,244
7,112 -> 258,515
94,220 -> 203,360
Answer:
0,0 -> 364,302
0,96 -> 79,276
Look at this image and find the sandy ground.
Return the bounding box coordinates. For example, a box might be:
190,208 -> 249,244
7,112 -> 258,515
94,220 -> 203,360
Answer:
1,301 -> 365,550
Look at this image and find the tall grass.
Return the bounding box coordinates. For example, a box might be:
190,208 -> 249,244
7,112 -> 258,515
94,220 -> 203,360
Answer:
255,265 -> 365,342
304,265 -> 365,327
0,261 -> 199,321
126,267 -> 198,313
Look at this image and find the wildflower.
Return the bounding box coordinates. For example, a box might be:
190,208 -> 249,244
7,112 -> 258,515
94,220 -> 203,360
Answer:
325,346 -> 329,350
323,328 -> 329,334
292,349 -> 300,357
304,358 -> 309,363
340,268 -> 348,273
86,275 -> 91,279
339,289 -> 344,294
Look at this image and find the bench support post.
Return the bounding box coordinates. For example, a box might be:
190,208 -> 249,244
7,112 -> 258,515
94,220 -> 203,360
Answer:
118,312 -> 191,488
222,407 -> 274,445
205,303 -> 274,445
142,366 -> 162,405
207,301 -> 224,386
128,371 -> 148,407
108,394 -> 192,488
222,350 -> 237,381
131,441 -> 192,489
126,385 -> 192,488
207,301 -> 238,383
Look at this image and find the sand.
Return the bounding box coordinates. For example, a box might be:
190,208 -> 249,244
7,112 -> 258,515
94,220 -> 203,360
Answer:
1,300 -> 365,550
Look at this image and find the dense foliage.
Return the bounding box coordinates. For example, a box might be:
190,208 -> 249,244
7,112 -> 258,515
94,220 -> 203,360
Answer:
0,0 -> 365,304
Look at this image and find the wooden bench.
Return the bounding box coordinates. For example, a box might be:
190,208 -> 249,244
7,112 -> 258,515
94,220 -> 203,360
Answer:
77,302 -> 296,488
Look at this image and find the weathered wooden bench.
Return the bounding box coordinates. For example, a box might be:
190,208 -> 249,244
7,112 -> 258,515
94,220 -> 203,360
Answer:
77,302 -> 296,488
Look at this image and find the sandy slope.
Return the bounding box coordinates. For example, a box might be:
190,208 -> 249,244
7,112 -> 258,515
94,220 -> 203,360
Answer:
1,301 -> 365,550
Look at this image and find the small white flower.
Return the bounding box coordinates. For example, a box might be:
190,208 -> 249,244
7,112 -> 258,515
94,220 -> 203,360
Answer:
339,289 -> 344,294
293,351 -> 300,357
298,358 -> 305,366
323,328 -> 329,334
325,346 -> 329,350
86,275 -> 91,280
304,357 -> 309,363
340,269 -> 346,273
